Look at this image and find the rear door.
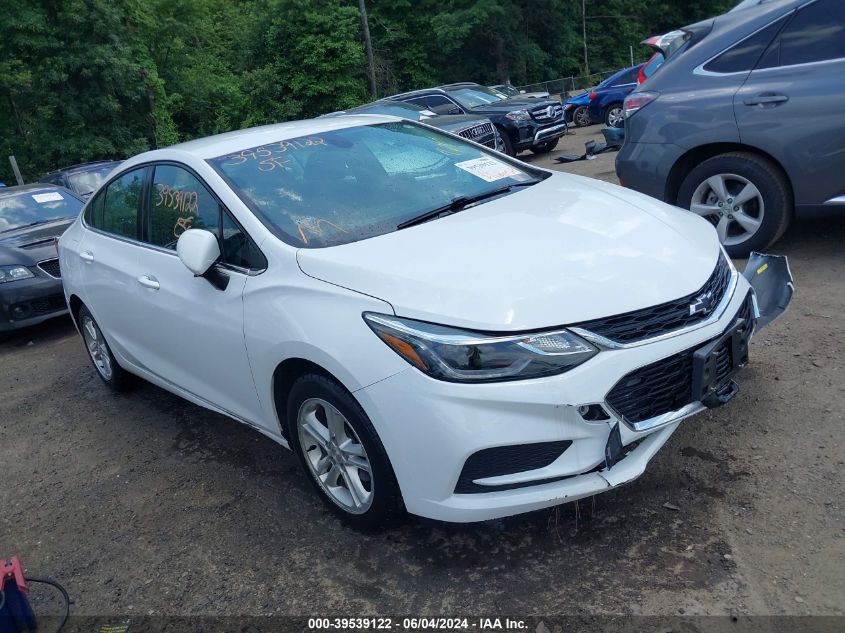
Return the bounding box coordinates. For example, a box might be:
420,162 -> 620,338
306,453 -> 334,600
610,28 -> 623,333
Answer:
78,167 -> 148,364
127,162 -> 266,423
734,0 -> 845,209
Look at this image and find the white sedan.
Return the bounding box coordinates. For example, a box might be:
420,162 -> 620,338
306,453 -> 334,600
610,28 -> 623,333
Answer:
58,115 -> 791,527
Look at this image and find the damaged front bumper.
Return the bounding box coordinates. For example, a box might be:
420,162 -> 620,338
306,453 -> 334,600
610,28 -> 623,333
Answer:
744,252 -> 794,329
356,253 -> 793,522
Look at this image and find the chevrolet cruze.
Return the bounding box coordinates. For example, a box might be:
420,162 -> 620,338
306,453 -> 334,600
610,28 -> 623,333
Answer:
58,116 -> 791,527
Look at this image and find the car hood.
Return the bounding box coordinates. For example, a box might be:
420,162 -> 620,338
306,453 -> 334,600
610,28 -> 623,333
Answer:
565,93 -> 591,106
0,218 -> 74,266
468,97 -> 559,113
296,173 -> 720,331
427,115 -> 491,133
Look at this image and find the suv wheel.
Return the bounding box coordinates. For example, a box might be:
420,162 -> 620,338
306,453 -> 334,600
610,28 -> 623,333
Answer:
530,138 -> 559,154
573,105 -> 591,127
678,152 -> 792,258
77,305 -> 132,391
288,373 -> 403,529
605,103 -> 624,128
496,127 -> 515,156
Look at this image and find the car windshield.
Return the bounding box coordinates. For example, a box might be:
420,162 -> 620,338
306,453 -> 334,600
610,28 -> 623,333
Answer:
447,86 -> 506,109
0,189 -> 83,232
210,121 -> 540,248
491,85 -> 519,98
67,165 -> 116,196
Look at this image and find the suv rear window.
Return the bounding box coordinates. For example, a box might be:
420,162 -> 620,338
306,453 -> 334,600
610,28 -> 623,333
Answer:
703,16 -> 788,73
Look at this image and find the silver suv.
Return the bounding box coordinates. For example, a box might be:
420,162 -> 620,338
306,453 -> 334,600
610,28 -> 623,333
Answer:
616,0 -> 845,257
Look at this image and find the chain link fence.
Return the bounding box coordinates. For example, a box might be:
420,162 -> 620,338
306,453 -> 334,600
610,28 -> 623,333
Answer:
515,71 -> 618,99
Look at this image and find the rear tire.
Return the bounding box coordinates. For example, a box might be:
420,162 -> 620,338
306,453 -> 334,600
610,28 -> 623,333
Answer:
677,152 -> 792,258
605,103 -> 624,128
287,373 -> 404,530
77,305 -> 132,391
530,138 -> 560,154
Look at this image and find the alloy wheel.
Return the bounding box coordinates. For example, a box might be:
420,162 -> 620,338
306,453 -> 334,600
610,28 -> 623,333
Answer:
297,397 -> 374,514
606,106 -> 623,128
690,173 -> 765,246
81,315 -> 113,380
574,106 -> 591,127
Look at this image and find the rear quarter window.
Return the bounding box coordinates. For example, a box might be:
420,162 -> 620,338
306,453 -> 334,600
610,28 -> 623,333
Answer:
703,15 -> 788,73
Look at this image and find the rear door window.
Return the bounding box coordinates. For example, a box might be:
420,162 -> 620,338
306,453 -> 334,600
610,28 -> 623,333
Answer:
703,16 -> 788,73
760,0 -> 845,68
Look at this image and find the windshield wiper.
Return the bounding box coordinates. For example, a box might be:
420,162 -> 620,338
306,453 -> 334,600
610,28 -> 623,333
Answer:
0,218 -> 69,233
397,181 -> 538,230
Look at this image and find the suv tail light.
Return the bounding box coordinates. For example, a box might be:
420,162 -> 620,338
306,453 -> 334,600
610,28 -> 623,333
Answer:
623,92 -> 659,118
588,91 -> 597,101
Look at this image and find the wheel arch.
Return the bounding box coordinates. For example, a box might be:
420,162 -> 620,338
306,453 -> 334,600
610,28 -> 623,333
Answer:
665,143 -> 795,207
272,357 -> 348,440
68,294 -> 84,331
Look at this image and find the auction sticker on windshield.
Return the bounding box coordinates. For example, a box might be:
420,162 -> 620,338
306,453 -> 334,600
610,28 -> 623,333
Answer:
455,156 -> 524,182
32,192 -> 65,203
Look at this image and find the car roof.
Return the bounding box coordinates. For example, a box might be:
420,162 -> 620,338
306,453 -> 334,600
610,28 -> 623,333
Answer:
122,115 -> 401,166
0,182 -> 82,200
43,160 -> 122,176
389,82 -> 488,100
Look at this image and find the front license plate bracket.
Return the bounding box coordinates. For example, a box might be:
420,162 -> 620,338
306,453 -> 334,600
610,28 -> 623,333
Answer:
692,322 -> 749,409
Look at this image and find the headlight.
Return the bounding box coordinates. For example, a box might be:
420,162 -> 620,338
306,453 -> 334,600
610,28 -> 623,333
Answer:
505,109 -> 531,122
0,265 -> 35,283
364,313 -> 598,383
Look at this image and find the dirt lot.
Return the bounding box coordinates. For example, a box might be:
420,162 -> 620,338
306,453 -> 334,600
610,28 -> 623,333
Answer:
1,126 -> 843,624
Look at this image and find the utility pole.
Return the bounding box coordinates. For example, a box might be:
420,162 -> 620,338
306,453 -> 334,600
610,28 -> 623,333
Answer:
358,0 -> 377,98
8,156 -> 23,185
581,0 -> 590,75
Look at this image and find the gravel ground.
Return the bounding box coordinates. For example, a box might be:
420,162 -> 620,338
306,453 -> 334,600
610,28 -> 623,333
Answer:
1,126 -> 842,623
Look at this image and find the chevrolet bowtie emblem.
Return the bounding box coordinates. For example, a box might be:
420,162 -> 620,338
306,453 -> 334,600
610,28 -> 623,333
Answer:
689,291 -> 715,316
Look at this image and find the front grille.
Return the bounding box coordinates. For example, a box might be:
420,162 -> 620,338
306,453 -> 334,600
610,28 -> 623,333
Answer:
575,253 -> 733,344
457,122 -> 494,143
530,103 -> 563,123
455,440 -> 572,493
9,293 -> 67,321
605,293 -> 754,425
37,258 -> 61,278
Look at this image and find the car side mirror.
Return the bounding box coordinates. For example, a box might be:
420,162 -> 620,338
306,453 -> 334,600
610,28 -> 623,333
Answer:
431,104 -> 462,116
177,229 -> 229,291
177,229 -> 220,275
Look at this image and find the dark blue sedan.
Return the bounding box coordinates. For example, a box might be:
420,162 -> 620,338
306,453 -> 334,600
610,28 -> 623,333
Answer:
587,64 -> 643,128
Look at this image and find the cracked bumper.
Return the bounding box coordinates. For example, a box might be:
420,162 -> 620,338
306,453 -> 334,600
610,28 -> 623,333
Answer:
354,276 -> 757,523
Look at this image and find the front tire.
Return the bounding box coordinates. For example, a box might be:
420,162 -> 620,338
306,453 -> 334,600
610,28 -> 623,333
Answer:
573,105 -> 591,127
287,373 -> 403,529
77,305 -> 132,391
496,126 -> 515,156
530,138 -> 560,154
677,152 -> 792,258
605,103 -> 624,128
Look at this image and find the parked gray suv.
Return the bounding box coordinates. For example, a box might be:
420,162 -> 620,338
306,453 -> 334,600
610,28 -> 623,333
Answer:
616,0 -> 845,256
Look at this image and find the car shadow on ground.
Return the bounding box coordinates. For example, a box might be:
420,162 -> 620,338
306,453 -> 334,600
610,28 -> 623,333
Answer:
0,314 -> 77,350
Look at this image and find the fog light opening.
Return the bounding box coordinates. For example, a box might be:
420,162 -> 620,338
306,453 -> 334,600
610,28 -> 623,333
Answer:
579,404 -> 611,421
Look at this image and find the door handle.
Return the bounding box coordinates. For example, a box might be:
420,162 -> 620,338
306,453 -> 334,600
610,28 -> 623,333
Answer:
79,251 -> 94,262
137,275 -> 160,290
743,93 -> 789,106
